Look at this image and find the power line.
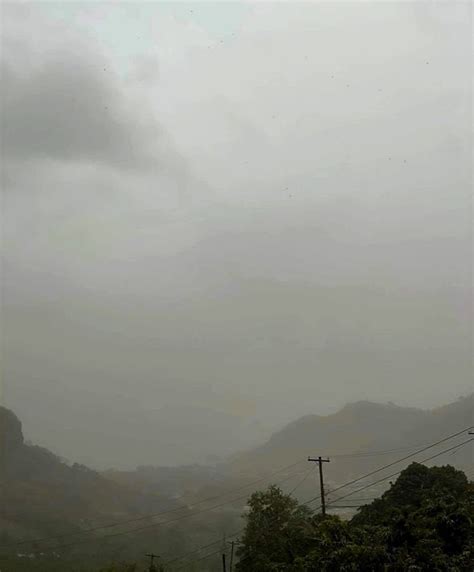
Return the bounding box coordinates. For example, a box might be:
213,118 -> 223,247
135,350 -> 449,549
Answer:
305,424 -> 473,506
170,528 -> 246,571
4,434 -> 463,552
53,470 -> 307,564
164,467 -> 313,568
173,545 -> 225,571
99,469 -> 310,565
163,536 -> 228,567
329,442 -> 436,459
163,529 -> 242,568
328,505 -> 367,509
176,437 -> 473,570
287,467 -> 314,495
4,427 -> 472,563
307,456 -> 330,516
3,466 -> 307,555
323,438 -> 473,509
0,458 -> 307,551
165,434 -> 474,570
327,497 -> 376,502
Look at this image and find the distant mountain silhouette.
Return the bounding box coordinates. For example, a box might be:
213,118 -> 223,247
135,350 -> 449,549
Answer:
230,395 -> 474,482
0,406 -> 178,543
1,394 -> 472,550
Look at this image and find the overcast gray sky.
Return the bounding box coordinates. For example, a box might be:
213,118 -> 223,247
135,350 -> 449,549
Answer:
1,1 -> 472,468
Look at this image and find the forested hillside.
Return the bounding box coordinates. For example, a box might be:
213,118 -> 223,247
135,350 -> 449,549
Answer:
0,407 -> 218,570
1,395 -> 472,570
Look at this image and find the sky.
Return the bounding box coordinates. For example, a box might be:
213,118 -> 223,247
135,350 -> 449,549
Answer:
1,1 -> 472,469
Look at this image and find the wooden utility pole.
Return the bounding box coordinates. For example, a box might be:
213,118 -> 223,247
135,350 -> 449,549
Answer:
229,540 -> 235,572
222,552 -> 227,571
146,553 -> 160,571
308,456 -> 330,516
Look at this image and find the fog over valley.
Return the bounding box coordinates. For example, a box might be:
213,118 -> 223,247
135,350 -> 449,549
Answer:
2,2 -> 471,471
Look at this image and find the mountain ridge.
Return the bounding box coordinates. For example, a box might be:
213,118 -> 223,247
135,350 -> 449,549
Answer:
229,394 -> 473,478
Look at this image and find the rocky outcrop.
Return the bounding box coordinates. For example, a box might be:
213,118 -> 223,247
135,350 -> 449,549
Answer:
0,406 -> 24,453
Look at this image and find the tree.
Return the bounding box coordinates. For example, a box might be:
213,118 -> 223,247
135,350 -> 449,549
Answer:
236,465 -> 474,571
236,485 -> 313,571
353,463 -> 474,570
293,515 -> 388,572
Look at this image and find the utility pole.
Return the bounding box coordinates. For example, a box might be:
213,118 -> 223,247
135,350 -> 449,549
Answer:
225,539 -> 236,571
222,552 -> 227,572
229,540 -> 235,572
146,553 -> 160,572
308,456 -> 330,516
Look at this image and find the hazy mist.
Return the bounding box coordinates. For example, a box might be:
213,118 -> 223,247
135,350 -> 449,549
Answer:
2,2 -> 472,469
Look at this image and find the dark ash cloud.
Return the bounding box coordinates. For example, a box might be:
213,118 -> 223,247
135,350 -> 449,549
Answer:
2,53 -> 157,169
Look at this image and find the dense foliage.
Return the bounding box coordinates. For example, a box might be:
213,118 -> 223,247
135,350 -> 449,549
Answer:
2,403 -> 473,571
236,463 -> 474,571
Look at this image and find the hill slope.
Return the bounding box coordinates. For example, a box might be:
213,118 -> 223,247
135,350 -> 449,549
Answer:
0,406 -> 179,544
230,395 -> 474,482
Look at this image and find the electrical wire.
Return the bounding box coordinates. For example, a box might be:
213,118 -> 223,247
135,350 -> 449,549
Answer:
115,468 -> 312,566
176,436 -> 474,570
4,427 -> 472,564
2,465 -> 307,555
0,458 -> 307,550
329,442 -> 435,459
321,438 -> 473,510
305,425 -> 473,506
286,467 -> 314,496
173,546 -> 225,571
163,467 -> 313,568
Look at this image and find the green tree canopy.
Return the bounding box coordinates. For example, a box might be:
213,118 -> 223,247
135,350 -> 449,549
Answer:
236,484 -> 313,570
236,464 -> 474,571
